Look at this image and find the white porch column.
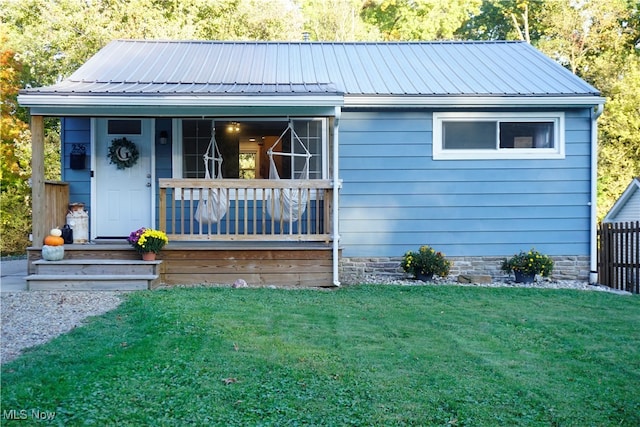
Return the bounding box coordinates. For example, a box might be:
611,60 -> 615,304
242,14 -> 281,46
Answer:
30,115 -> 47,248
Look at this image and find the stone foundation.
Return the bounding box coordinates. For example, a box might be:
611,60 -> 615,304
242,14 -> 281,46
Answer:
339,255 -> 591,284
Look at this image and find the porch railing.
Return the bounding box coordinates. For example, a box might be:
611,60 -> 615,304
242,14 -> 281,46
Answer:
158,179 -> 334,242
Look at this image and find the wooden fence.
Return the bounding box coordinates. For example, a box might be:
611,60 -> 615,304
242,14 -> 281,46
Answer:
598,221 -> 640,294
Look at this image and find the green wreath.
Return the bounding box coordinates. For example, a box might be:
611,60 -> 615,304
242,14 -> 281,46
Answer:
107,137 -> 139,169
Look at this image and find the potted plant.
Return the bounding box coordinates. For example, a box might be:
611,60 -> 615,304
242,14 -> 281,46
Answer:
128,227 -> 169,260
401,245 -> 451,281
501,248 -> 554,283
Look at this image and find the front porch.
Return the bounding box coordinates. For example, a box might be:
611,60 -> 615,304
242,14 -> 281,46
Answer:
28,241 -> 336,288
28,177 -> 339,288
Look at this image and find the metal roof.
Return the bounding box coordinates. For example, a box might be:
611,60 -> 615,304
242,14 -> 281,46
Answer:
19,40 -> 603,111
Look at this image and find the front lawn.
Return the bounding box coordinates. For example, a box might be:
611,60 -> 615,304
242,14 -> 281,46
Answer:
2,286 -> 639,426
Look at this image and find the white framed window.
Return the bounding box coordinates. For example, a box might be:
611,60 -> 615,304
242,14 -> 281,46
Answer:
433,112 -> 565,160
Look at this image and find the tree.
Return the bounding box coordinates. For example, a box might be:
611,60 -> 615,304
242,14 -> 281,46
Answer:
456,0 -> 543,41
302,0 -> 380,41
1,38 -> 33,254
597,55 -> 640,219
361,0 -> 482,40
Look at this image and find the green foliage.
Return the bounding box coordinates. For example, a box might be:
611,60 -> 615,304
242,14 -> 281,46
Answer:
361,0 -> 482,40
302,0 -> 379,41
401,245 -> 451,277
0,185 -> 32,255
2,287 -> 639,425
456,0 -> 546,41
501,248 -> 554,277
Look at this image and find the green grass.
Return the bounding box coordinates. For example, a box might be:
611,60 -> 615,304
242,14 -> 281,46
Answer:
2,286 -> 639,426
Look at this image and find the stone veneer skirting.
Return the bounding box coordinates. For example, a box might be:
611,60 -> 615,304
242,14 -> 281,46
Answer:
339,255 -> 591,284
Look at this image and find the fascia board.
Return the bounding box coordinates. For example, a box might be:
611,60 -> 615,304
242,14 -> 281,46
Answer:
344,95 -> 606,108
17,94 -> 345,108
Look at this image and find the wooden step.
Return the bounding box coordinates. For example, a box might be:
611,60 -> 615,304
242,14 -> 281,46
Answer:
26,274 -> 157,291
26,259 -> 162,291
33,259 -> 161,276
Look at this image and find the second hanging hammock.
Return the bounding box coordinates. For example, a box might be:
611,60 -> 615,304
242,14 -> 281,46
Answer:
266,122 -> 312,223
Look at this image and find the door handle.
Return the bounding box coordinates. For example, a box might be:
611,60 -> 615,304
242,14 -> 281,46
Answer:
146,182 -> 151,187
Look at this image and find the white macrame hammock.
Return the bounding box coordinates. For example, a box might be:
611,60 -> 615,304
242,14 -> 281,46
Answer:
194,126 -> 228,224
266,122 -> 311,223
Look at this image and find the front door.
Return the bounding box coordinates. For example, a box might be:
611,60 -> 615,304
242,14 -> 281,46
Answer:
93,118 -> 153,238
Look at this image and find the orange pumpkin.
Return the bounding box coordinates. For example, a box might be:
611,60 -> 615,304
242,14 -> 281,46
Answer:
44,235 -> 64,246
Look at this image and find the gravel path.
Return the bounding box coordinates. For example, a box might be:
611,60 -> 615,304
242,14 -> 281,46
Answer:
0,278 -> 629,365
1,291 -> 123,364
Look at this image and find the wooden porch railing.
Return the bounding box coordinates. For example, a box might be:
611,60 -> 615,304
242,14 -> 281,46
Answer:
45,180 -> 69,232
159,179 -> 334,242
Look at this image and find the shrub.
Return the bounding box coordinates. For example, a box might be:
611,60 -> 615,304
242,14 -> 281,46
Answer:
401,245 -> 451,278
501,248 -> 554,277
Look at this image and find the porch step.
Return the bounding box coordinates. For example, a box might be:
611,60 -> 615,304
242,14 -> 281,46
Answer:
27,259 -> 162,291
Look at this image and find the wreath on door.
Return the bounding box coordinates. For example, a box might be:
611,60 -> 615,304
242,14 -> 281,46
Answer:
107,137 -> 139,169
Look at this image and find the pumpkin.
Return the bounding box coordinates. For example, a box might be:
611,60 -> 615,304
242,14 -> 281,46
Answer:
42,245 -> 64,261
44,235 -> 64,246
50,228 -> 63,237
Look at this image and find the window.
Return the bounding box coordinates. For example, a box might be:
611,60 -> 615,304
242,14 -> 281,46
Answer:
173,118 -> 327,180
433,112 -> 564,160
182,120 -> 213,178
107,119 -> 142,135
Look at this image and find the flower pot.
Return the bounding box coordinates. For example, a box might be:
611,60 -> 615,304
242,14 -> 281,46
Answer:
142,252 -> 156,261
416,273 -> 434,282
514,271 -> 535,283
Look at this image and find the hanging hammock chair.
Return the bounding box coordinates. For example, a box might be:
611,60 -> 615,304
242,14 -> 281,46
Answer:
266,122 -> 312,223
194,125 -> 228,224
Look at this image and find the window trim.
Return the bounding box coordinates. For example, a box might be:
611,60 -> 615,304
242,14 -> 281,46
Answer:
432,112 -> 565,160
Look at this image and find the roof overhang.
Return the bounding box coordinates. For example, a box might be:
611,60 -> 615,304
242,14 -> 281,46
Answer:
17,93 -> 345,117
344,95 -> 606,109
18,92 -> 606,117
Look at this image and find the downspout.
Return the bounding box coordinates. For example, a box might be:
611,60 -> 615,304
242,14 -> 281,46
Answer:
332,107 -> 343,286
590,103 -> 604,284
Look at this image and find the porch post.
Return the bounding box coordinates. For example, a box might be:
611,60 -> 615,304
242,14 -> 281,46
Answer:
30,115 -> 47,248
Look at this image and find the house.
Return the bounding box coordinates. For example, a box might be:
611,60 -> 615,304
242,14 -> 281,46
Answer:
603,177 -> 640,223
18,40 -> 605,288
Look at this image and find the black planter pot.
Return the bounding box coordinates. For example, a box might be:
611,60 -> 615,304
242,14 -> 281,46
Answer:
416,273 -> 434,282
514,271 -> 535,283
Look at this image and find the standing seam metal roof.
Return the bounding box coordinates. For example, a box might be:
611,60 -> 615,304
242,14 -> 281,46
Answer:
21,40 -> 600,97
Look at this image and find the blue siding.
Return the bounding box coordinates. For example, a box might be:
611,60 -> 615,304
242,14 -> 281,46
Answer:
61,109 -> 594,259
338,109 -> 593,258
61,117 -> 91,212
